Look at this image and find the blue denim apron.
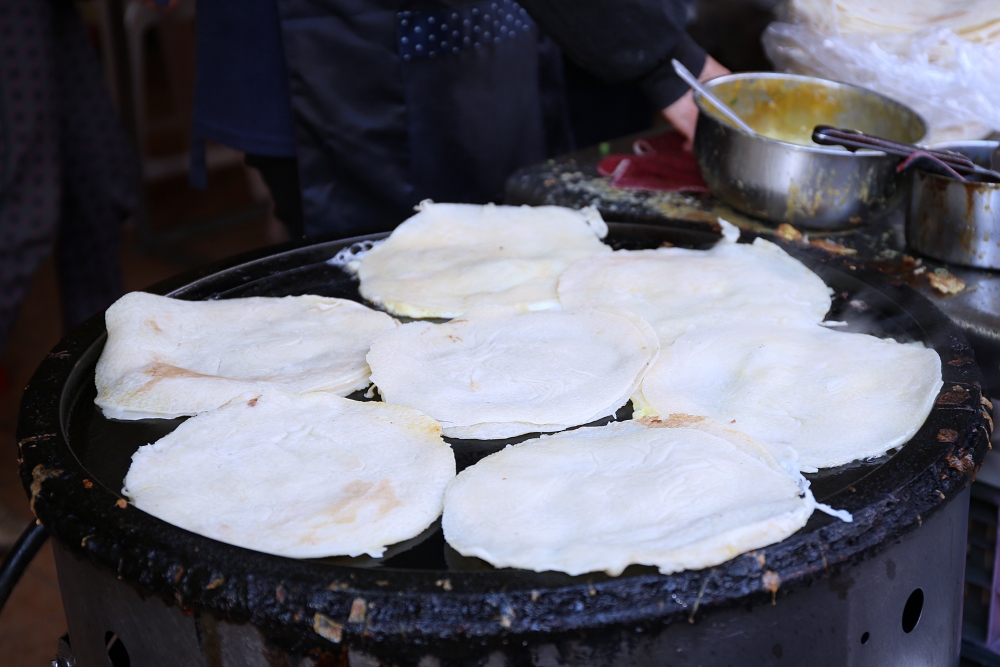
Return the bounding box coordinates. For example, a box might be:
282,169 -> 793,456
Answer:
276,0 -> 569,237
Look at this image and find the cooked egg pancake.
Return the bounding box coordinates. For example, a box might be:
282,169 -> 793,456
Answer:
354,201 -> 611,318
95,292 -> 397,420
634,321 -> 943,471
442,416 -> 815,576
367,306 -> 659,439
558,234 -> 831,345
123,392 -> 455,559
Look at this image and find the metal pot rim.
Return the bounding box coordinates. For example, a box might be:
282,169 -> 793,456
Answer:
919,140 -> 1000,189
694,71 -> 929,156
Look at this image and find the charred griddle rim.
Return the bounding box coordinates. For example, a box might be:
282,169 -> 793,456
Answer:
17,227 -> 991,653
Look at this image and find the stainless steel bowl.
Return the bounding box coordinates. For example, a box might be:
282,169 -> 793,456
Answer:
692,73 -> 927,229
906,141 -> 1000,270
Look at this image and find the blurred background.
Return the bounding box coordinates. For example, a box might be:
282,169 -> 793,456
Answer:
0,0 -> 284,660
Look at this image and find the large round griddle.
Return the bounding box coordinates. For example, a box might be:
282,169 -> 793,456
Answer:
18,222 -> 990,656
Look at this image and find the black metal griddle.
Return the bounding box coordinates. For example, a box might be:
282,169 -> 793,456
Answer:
18,222 -> 991,666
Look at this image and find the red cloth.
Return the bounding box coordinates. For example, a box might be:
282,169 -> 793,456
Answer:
597,132 -> 709,193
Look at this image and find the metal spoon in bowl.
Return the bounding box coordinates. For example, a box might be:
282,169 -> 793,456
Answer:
671,59 -> 755,135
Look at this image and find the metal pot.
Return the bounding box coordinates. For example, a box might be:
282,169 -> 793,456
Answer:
906,141 -> 1000,270
692,73 -> 927,229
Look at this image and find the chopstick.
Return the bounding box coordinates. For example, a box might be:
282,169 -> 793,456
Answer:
812,126 -> 973,167
813,126 -> 1000,182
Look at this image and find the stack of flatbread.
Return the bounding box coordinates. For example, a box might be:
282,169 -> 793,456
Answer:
765,0 -> 1000,141
788,0 -> 1000,43
99,203 -> 943,577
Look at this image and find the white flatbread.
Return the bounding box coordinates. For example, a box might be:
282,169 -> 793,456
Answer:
95,292 -> 397,420
443,416 -> 815,576
790,0 -> 1000,43
353,201 -> 611,318
367,306 -> 659,439
633,321 -> 944,471
123,392 -> 455,559
558,232 -> 831,345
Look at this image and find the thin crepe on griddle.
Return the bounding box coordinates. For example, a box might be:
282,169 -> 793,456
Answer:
558,221 -> 831,345
95,292 -> 397,420
367,306 -> 659,439
353,201 -> 611,318
634,320 -> 943,471
124,392 -> 455,559
443,416 -> 816,576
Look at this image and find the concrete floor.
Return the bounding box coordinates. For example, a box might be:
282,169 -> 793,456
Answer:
0,164 -> 277,666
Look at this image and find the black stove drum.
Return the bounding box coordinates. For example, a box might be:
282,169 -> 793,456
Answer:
19,222 -> 989,666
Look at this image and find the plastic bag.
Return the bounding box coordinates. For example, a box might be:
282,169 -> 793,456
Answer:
763,9 -> 1000,143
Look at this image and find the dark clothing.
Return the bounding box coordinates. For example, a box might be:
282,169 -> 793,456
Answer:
244,154 -> 305,238
278,0 -> 418,236
517,0 -> 705,109
0,0 -> 138,349
191,0 -> 297,157
277,0 -> 706,237
396,4 -> 572,206
278,0 -> 573,236
189,0 -> 701,160
192,0 -> 704,236
563,57 -> 656,149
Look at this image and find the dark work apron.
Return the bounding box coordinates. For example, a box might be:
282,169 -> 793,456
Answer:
275,0 -> 571,238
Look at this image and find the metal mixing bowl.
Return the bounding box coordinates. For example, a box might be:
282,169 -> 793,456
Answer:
693,73 -> 927,229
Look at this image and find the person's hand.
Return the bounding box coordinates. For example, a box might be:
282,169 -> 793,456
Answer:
662,56 -> 731,150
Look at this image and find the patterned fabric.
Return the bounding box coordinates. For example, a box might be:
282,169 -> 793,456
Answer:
397,0 -> 533,61
0,0 -> 138,348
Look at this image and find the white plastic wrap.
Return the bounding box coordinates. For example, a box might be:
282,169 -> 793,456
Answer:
763,1 -> 1000,143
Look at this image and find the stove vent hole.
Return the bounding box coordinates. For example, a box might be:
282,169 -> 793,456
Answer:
902,588 -> 924,633
860,632 -> 870,644
104,631 -> 131,667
